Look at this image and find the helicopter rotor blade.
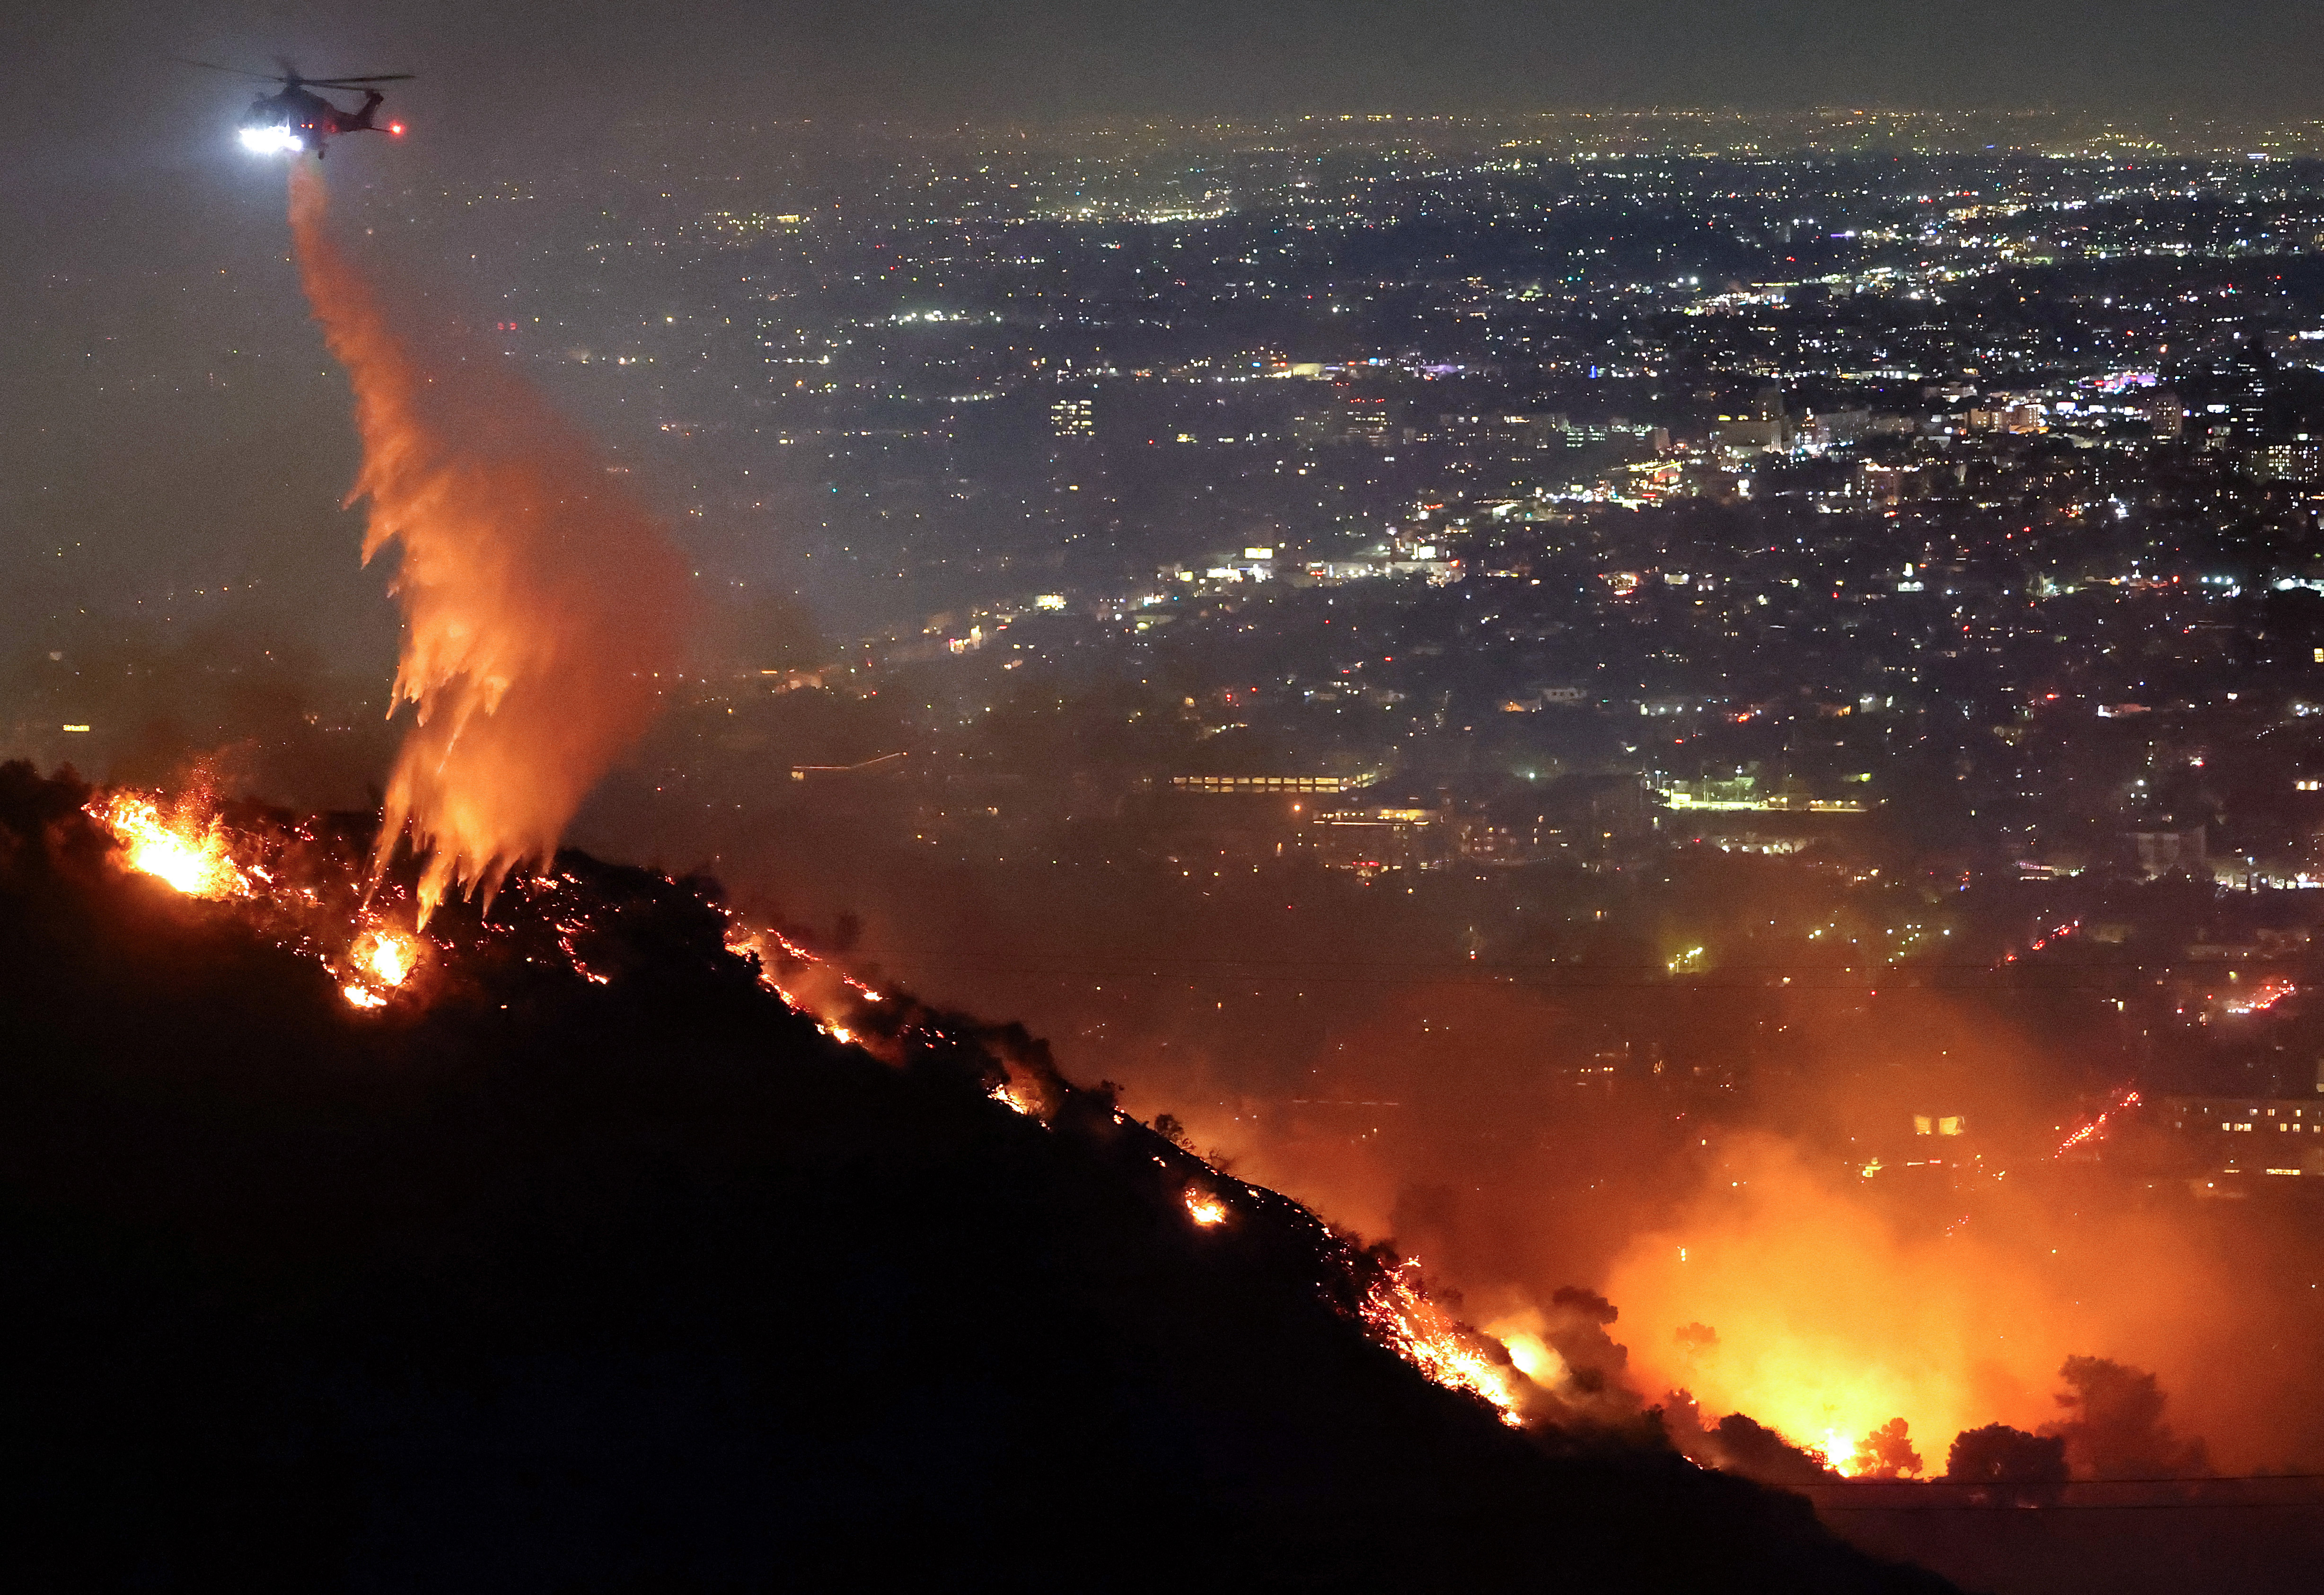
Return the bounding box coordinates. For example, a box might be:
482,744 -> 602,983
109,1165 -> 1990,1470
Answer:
171,57 -> 290,82
304,74 -> 417,85
273,54 -> 302,82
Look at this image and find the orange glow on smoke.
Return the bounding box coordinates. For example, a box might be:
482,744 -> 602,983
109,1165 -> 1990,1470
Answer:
1604,1131 -> 2241,1471
1481,1322 -> 1571,1389
95,793 -> 248,899
723,918 -> 896,1044
287,162 -> 687,921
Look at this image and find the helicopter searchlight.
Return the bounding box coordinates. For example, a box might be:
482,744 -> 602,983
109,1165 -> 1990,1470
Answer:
239,125 -> 305,156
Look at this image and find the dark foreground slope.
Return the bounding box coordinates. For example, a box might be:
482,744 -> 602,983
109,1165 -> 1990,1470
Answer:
0,767 -> 1945,1594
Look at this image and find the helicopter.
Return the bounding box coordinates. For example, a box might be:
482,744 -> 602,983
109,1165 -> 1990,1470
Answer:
180,58 -> 414,159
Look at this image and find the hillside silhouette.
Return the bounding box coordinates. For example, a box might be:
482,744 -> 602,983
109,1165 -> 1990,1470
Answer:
0,763 -> 1947,1592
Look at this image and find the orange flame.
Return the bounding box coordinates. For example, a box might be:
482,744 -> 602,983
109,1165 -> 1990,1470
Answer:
341,921 -> 424,1007
358,927 -> 419,988
1184,1190 -> 1230,1226
1361,1261 -> 1525,1426
988,1080 -> 1042,1117
1606,1130 -> 2241,1470
90,789 -> 439,1013
287,162 -> 687,922
93,793 -> 248,900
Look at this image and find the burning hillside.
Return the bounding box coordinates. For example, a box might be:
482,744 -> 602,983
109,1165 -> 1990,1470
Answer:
70,772 -> 1574,1436
0,763 -> 1945,1589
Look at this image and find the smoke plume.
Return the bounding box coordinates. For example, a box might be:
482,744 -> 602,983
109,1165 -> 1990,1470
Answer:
287,164 -> 686,918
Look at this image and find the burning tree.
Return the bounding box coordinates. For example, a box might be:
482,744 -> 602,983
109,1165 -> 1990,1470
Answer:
1854,1417 -> 1923,1479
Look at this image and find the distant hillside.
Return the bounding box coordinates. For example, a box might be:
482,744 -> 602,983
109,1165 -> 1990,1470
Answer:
0,763 -> 1945,1592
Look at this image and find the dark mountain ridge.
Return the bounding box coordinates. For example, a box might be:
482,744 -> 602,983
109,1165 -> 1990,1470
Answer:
0,763 -> 1945,1592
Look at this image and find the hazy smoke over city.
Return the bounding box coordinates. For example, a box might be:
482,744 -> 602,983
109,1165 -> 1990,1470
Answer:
14,19 -> 2324,1578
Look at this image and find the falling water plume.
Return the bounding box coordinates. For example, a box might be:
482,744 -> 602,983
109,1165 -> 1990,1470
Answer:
287,162 -> 687,920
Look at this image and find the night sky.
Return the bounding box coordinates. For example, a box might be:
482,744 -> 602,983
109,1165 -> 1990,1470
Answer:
5,1 -> 2323,234
14,0 -> 2324,149
7,0 -> 2324,666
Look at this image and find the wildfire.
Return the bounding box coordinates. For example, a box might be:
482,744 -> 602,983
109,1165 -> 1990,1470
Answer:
1360,1261 -> 1524,1426
723,916 -> 898,1054
84,779 -> 1560,1446
989,1082 -> 1037,1114
89,788 -> 436,1014
94,793 -> 248,900
341,922 -> 424,1007
356,926 -> 419,987
1605,1127 -> 2246,1482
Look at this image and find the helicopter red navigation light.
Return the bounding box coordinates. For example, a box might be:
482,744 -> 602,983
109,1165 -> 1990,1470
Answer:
390,122 -> 405,135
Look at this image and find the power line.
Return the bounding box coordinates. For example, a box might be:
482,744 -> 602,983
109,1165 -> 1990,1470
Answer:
1815,1499 -> 2324,1512
1803,1479 -> 2324,1497
853,953 -> 2259,992
1800,1470 -> 2324,1510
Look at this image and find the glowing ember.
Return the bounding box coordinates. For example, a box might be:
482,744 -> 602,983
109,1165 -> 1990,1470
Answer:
1360,1261 -> 1524,1426
342,985 -> 388,1010
91,794 -> 248,899
1184,1190 -> 1230,1226
989,1081 -> 1038,1116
